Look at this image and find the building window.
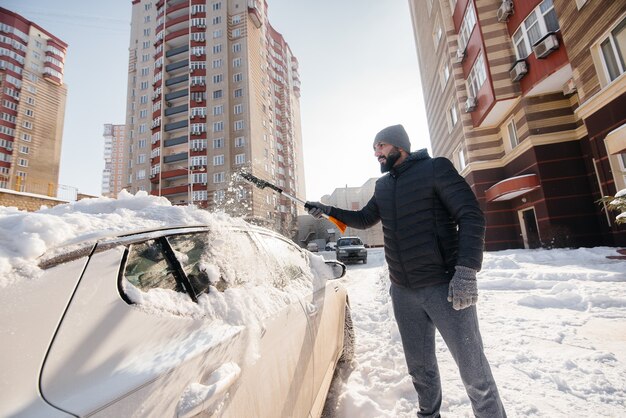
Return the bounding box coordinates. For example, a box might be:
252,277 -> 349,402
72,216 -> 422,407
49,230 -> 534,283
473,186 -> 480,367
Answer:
506,119 -> 519,149
19,145 -> 29,154
213,90 -> 223,99
233,43 -> 241,53
455,146 -> 466,171
598,17 -> 626,83
448,101 -> 458,132
433,17 -> 443,49
213,74 -> 223,84
213,105 -> 223,115
137,169 -> 146,180
233,57 -> 242,67
213,121 -> 224,132
18,158 -> 28,167
235,136 -> 245,147
234,88 -> 243,98
213,189 -> 224,203
234,104 -> 243,114
235,153 -> 245,165
233,28 -> 241,38
440,61 -> 450,90
21,133 -> 31,142
233,73 -> 243,82
458,1 -> 477,52
232,14 -> 241,24
234,120 -> 244,131
22,121 -> 32,129
212,59 -> 223,68
213,154 -> 224,166
213,172 -> 225,183
512,0 -> 560,59
467,52 -> 487,97
213,138 -> 223,148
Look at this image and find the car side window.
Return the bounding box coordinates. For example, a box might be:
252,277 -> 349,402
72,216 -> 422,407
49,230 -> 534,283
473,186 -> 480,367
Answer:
169,230 -> 261,292
255,233 -> 310,288
168,233 -> 216,294
124,239 -> 181,292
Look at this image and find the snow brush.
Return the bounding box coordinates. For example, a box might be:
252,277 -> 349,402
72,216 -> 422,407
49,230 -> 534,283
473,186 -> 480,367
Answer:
239,171 -> 347,234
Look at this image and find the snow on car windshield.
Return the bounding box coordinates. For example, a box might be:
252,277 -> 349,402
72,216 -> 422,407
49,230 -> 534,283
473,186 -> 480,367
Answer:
0,190 -> 333,325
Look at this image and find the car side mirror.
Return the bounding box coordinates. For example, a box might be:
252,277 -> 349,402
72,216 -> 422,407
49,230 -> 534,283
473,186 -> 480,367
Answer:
325,260 -> 346,279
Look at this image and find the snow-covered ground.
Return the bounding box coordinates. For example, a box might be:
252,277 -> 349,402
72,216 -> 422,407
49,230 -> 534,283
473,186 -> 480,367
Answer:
1,192 -> 625,417
321,247 -> 626,417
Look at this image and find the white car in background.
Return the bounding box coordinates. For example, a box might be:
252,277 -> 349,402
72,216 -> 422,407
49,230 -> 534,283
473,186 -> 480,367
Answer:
1,224 -> 353,418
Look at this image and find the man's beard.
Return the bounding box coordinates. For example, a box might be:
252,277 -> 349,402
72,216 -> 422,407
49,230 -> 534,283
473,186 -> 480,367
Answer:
379,148 -> 401,173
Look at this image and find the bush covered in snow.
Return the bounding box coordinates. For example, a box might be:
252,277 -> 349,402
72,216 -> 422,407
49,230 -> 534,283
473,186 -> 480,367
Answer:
598,188 -> 626,224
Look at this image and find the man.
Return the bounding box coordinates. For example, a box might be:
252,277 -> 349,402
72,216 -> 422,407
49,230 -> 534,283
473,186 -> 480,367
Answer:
306,124 -> 506,418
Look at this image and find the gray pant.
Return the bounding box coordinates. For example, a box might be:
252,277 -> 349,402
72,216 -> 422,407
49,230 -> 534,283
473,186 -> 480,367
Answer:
389,282 -> 506,418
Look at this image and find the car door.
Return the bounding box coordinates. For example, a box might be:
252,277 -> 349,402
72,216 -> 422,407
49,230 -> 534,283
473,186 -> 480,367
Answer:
39,234 -> 247,418
253,231 -> 347,416
40,228 -> 315,418
251,231 -> 317,417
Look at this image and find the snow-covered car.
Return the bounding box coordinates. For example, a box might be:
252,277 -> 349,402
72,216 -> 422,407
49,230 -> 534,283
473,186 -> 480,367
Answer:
325,242 -> 337,251
336,236 -> 368,264
1,224 -> 353,418
307,241 -> 319,252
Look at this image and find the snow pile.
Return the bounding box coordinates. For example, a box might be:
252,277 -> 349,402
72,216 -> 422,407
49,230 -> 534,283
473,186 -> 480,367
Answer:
325,247 -> 626,417
0,190 -> 247,287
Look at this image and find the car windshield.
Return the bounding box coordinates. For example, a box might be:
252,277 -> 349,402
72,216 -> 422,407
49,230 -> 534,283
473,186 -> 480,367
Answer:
338,238 -> 362,246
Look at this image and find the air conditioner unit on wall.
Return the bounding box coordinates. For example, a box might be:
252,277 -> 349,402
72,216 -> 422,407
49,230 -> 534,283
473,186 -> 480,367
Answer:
465,96 -> 478,113
533,33 -> 559,59
456,45 -> 467,62
497,0 -> 514,22
562,78 -> 577,96
509,59 -> 528,82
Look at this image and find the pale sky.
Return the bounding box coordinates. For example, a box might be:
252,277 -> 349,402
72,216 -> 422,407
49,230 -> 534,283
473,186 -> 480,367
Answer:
2,0 -> 430,201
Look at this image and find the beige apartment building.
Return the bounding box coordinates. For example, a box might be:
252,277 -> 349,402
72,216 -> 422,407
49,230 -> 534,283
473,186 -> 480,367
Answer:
297,178 -> 384,249
124,0 -> 305,237
409,0 -> 626,250
0,8 -> 67,197
101,123 -> 127,197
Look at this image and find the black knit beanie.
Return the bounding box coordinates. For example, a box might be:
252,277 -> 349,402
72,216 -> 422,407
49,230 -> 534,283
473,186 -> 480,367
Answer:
373,124 -> 411,152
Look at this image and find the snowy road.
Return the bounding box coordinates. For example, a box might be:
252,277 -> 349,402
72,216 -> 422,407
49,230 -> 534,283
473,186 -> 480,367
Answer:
321,247 -> 626,417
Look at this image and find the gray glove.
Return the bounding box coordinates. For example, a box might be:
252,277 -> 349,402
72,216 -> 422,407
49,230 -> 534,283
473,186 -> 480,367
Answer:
447,265 -> 478,310
305,201 -> 331,219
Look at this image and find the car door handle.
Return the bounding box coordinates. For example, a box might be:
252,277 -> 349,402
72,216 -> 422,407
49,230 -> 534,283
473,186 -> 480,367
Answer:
177,362 -> 241,418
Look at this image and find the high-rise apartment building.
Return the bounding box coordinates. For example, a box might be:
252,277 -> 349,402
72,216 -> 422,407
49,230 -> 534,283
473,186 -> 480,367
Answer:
409,0 -> 626,250
0,8 -> 68,196
124,0 -> 305,237
101,123 -> 127,197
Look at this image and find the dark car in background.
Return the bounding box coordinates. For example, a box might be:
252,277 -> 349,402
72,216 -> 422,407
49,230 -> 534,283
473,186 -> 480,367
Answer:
336,237 -> 367,264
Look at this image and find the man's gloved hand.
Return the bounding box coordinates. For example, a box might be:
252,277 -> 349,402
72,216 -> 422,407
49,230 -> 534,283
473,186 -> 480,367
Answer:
447,265 -> 478,310
305,201 -> 331,219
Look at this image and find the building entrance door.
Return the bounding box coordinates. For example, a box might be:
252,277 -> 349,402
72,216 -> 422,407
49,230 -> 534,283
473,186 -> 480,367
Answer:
519,207 -> 541,249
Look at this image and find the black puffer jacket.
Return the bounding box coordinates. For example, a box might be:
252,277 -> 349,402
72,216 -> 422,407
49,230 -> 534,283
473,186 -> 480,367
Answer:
329,149 -> 485,288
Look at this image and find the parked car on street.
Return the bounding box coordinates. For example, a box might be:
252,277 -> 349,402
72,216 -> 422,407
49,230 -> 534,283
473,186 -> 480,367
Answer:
336,236 -> 368,264
325,242 -> 337,251
1,224 -> 353,418
307,241 -> 319,252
